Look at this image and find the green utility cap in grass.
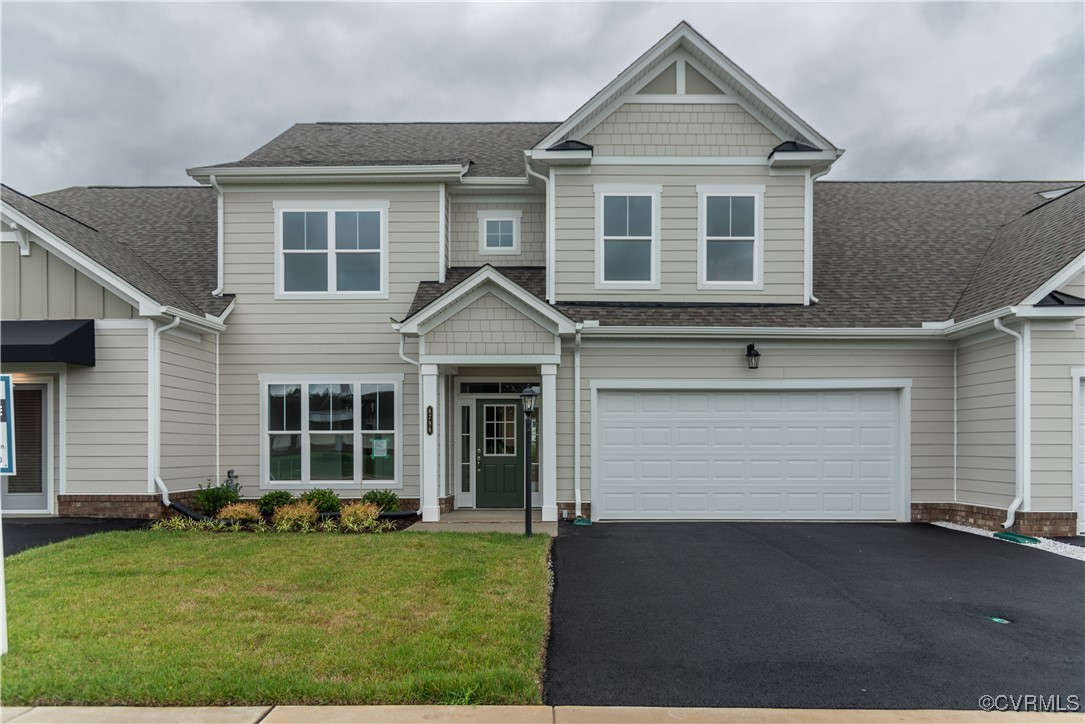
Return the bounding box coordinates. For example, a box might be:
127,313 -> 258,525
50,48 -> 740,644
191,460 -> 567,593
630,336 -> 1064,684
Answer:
994,531 -> 1041,545
573,516 -> 593,526
988,617 -> 1011,624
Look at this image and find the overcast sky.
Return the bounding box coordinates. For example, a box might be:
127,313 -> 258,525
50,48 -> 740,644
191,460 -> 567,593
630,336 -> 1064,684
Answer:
2,2 -> 1082,194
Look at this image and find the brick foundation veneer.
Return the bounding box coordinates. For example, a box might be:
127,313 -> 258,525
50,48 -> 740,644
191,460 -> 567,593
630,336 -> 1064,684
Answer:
557,502 -> 592,520
912,503 -> 1078,538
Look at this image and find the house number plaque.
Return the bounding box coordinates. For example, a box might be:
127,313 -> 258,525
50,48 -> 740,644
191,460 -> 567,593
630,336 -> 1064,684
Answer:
426,406 -> 433,435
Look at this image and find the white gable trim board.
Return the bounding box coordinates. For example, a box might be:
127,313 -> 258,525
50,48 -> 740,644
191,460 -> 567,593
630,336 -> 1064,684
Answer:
1073,366 -> 1085,534
589,379 -> 912,522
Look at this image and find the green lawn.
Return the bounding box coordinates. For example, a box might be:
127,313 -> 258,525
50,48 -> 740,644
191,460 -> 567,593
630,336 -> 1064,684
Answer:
1,530 -> 551,706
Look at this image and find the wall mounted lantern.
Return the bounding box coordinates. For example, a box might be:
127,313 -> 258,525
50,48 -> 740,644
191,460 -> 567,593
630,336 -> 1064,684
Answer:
745,343 -> 761,370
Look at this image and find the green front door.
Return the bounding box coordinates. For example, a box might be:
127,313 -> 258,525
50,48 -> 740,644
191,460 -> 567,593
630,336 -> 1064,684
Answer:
475,399 -> 524,508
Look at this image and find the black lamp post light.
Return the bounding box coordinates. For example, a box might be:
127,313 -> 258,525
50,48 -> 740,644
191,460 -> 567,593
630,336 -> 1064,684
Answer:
745,343 -> 761,370
519,385 -> 540,536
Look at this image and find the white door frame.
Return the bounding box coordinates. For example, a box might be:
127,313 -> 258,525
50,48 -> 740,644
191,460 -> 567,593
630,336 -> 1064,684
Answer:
589,378 -> 913,523
1072,367 -> 1084,534
1,375 -> 55,515
454,376 -> 542,510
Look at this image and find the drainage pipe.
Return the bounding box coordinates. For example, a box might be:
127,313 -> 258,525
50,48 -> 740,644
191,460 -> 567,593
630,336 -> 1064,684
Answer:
993,317 -> 1030,528
524,160 -> 552,302
151,316 -> 182,506
210,175 -> 224,297
573,327 -> 583,518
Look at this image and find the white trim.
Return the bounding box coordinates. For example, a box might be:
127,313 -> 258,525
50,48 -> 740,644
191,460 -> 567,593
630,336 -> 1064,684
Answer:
803,169 -> 813,305
1022,252 -> 1085,304
421,369 -> 440,521
419,355 -> 561,366
398,266 -> 576,335
592,156 -> 768,166
438,183 -> 447,285
625,95 -> 738,105
146,322 -> 155,492
416,284 -> 559,337
449,194 -> 545,205
94,319 -> 153,330
696,184 -> 765,291
477,210 -> 522,256
541,365 -> 558,522
257,375 -> 405,491
675,58 -> 686,94
594,186 -> 662,290
548,167 -> 556,302
580,325 -> 944,340
272,201 -> 390,301
0,376 -> 55,515
210,174 -> 224,296
589,378 -> 912,523
188,164 -> 467,184
58,369 -> 67,496
1071,366 -> 1085,534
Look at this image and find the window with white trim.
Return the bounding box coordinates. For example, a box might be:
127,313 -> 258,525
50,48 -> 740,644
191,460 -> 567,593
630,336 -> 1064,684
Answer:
263,377 -> 400,488
595,185 -> 661,288
697,185 -> 764,289
477,210 -> 522,255
275,203 -> 389,298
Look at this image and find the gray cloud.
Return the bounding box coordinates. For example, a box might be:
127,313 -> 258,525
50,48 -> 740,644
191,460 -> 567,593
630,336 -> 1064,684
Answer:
2,2 -> 1082,194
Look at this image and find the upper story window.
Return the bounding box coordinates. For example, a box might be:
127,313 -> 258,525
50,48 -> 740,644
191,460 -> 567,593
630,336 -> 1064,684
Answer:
274,201 -> 390,300
697,184 -> 764,290
477,210 -> 522,256
594,184 -> 662,289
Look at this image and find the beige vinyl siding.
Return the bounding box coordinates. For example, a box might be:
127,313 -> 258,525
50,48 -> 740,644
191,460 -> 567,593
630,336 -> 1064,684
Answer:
160,332 -> 217,490
3,371 -> 61,504
955,334 -> 1017,508
425,293 -> 554,356
554,340 -> 954,507
65,325 -> 150,494
1057,269 -> 1084,297
1,241 -> 135,319
449,201 -> 545,267
553,165 -> 804,303
582,104 -> 778,157
1030,319 -> 1084,511
219,188 -> 436,499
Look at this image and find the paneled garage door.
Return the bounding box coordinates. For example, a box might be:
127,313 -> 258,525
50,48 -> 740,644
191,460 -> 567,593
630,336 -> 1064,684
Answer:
593,388 -> 902,521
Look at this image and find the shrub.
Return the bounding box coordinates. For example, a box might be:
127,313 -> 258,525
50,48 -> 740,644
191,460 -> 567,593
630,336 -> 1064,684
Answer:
340,502 -> 380,532
216,502 -> 262,523
299,488 -> 341,513
273,501 -> 318,532
193,481 -> 240,518
151,515 -> 221,532
361,489 -> 400,512
257,490 -> 294,518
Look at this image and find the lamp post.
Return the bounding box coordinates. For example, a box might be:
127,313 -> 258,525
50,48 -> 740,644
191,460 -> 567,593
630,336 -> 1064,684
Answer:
519,385 -> 539,537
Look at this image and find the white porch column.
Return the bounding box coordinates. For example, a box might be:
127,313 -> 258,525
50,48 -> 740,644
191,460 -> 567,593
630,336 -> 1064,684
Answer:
541,364 -> 558,522
420,364 -> 441,522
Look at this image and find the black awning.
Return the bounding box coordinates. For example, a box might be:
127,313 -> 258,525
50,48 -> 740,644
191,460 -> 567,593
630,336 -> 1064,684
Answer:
1,319 -> 96,366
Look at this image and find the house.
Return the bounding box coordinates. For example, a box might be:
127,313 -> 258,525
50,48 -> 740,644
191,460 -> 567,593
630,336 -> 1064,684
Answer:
2,23 -> 1083,536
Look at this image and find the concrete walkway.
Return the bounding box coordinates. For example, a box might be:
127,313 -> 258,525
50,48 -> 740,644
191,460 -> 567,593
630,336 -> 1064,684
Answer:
3,707 -> 1081,723
411,508 -> 558,536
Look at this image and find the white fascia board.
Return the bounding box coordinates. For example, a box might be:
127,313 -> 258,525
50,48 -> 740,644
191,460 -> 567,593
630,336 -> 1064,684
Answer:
1021,251 -> 1085,304
528,149 -> 593,165
579,325 -> 945,340
160,306 -> 226,333
943,307 -> 1017,338
768,150 -> 841,167
209,298 -> 236,324
1016,305 -> 1085,319
398,266 -> 576,335
187,164 -> 468,184
0,202 -> 161,314
457,176 -> 532,186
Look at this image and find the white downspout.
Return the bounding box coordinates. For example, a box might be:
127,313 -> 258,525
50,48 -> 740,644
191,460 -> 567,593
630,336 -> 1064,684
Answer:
210,175 -> 224,297
805,168 -> 830,305
952,345 -> 958,503
525,159 -> 553,302
574,327 -> 583,518
215,332 -> 220,484
993,317 -> 1030,528
151,316 -> 182,506
438,183 -> 447,284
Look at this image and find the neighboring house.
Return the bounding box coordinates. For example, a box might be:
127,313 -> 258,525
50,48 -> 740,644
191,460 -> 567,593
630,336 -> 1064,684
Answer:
2,23 -> 1083,535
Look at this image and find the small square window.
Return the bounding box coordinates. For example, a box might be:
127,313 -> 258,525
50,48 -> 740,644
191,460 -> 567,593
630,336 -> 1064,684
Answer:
478,211 -> 522,255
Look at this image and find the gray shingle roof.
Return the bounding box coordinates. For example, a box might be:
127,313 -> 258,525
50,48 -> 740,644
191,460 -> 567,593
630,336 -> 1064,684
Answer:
197,122 -> 561,178
2,185 -> 229,317
952,185 -> 1085,320
407,181 -> 1084,329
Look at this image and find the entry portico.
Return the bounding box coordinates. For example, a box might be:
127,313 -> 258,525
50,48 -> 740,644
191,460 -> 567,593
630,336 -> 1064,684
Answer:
395,266 -> 576,522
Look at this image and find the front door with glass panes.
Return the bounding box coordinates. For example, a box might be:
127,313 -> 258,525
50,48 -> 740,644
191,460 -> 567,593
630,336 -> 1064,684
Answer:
475,399 -> 525,508
1,384 -> 49,513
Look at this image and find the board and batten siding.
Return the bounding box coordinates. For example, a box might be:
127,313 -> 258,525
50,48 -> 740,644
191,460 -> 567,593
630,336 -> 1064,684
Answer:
426,293 -> 554,357
582,103 -> 778,158
1,241 -> 135,319
553,165 -> 805,303
448,200 -> 546,267
160,332 -> 217,490
955,334 -> 1016,509
64,325 -> 150,494
1030,318 -> 1085,511
554,340 -> 954,507
218,188 -> 438,498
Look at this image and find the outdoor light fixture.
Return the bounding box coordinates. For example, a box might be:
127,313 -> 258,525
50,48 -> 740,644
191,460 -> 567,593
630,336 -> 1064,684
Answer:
745,343 -> 761,370
520,385 -> 540,536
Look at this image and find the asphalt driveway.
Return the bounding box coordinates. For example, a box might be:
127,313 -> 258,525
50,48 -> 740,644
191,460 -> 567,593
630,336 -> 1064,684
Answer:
2,517 -> 148,556
546,522 -> 1085,709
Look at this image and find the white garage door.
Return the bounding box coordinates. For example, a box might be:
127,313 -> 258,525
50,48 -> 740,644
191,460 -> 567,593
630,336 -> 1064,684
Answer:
594,388 -> 902,521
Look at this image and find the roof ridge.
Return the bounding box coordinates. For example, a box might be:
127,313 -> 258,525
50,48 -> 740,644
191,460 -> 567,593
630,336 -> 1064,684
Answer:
2,183 -> 103,234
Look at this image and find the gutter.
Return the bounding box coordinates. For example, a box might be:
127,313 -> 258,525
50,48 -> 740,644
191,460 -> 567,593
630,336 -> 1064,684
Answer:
578,325 -> 945,340
188,164 -> 468,184
992,318 -> 1031,528
210,174 -> 224,297
150,316 -> 182,505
